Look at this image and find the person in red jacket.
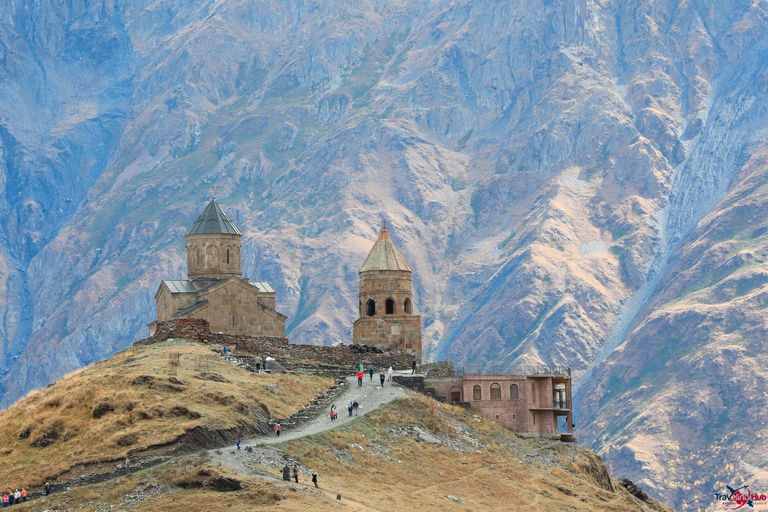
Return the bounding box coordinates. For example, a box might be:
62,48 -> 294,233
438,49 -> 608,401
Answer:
357,370 -> 363,386
274,422 -> 281,437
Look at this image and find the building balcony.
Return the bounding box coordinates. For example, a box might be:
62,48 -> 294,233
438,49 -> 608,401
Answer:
528,399 -> 571,411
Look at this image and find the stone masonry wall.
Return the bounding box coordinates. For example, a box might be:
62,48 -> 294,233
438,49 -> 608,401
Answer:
138,319 -> 413,371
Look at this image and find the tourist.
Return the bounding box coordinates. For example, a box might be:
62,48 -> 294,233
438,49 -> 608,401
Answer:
3,493 -> 8,506
274,422 -> 281,438
237,439 -> 241,450
411,360 -> 416,374
380,372 -> 385,387
292,464 -> 299,483
223,344 -> 227,359
368,366 -> 374,380
312,471 -> 318,488
13,490 -> 20,504
330,404 -> 337,421
357,370 -> 363,386
388,366 -> 393,381
20,489 -> 26,502
125,457 -> 130,474
353,400 -> 359,416
348,402 -> 353,417
44,483 -> 51,496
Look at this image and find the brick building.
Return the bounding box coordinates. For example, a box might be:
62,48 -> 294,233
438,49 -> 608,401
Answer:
422,365 -> 576,442
353,225 -> 422,363
148,197 -> 287,337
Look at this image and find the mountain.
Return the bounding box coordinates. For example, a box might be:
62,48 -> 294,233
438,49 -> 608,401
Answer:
1,0 -> 768,509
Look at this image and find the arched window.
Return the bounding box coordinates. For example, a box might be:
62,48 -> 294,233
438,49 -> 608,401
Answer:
227,249 -> 230,264
386,298 -> 394,314
404,298 -> 412,314
366,299 -> 376,316
473,385 -> 481,401
510,384 -> 518,399
490,383 -> 501,400
196,247 -> 202,266
231,314 -> 236,327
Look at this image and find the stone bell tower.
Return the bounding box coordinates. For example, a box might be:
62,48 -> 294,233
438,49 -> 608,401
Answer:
352,224 -> 422,363
184,191 -> 243,281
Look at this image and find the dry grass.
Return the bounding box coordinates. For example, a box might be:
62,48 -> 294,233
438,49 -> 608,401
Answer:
0,340 -> 333,490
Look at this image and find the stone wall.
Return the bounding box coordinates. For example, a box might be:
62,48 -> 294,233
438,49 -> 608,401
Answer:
138,319 -> 414,371
418,360 -> 454,377
353,315 -> 422,363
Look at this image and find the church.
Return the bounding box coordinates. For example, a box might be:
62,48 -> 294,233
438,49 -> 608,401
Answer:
148,196 -> 287,337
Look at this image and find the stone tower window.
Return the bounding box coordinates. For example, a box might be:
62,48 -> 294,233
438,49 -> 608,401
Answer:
366,299 -> 376,316
473,385 -> 481,400
404,298 -> 412,314
196,247 -> 202,266
227,249 -> 230,264
510,384 -> 518,400
490,383 -> 501,400
386,298 -> 394,314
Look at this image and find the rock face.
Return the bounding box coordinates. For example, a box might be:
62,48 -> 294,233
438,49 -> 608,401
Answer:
1,0 -> 767,509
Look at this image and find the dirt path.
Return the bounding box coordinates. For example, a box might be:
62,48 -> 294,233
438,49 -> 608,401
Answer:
209,373 -> 410,473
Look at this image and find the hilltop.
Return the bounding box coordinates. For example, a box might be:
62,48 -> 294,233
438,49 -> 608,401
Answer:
0,339 -> 672,511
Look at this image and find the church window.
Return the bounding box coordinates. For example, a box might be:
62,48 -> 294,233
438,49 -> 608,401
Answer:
404,298 -> 412,314
490,383 -> 501,400
231,314 -> 236,327
473,385 -> 481,400
196,247 -> 202,266
510,384 -> 518,399
227,249 -> 230,264
386,298 -> 394,314
366,299 -> 376,316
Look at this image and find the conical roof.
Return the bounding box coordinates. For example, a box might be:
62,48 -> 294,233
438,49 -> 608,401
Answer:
360,226 -> 411,273
184,199 -> 242,236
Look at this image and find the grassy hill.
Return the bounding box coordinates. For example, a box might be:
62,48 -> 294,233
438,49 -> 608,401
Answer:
0,339 -> 332,489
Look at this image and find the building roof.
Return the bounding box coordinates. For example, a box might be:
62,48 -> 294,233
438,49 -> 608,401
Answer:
185,199 -> 242,236
360,226 -> 411,273
250,281 -> 275,293
162,280 -> 198,294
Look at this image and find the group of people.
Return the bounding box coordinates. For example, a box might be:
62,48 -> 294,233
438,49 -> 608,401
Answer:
2,488 -> 28,506
288,464 -> 318,488
359,366 -> 394,387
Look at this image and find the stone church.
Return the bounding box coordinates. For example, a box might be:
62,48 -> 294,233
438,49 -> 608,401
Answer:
149,197 -> 286,337
353,225 -> 422,363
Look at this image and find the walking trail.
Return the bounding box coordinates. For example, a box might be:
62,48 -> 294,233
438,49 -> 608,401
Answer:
209,372 -> 411,474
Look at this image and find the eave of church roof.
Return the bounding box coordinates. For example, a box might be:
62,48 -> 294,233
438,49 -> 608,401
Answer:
360,226 -> 411,273
184,199 -> 242,236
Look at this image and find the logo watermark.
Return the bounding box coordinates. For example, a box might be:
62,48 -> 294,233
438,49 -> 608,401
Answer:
714,485 -> 768,510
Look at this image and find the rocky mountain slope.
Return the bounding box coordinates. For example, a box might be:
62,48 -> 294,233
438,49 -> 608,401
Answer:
1,0 -> 768,508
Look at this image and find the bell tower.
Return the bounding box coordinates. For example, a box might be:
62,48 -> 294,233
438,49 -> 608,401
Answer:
184,190 -> 243,280
353,224 -> 422,362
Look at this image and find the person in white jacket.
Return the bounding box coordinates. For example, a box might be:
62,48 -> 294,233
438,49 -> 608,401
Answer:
387,366 -> 393,382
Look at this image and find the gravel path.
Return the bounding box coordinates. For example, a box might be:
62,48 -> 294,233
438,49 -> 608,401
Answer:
209,373 -> 411,472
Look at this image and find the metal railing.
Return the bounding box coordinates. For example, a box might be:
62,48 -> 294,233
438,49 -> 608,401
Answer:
552,399 -> 570,410
455,365 -> 571,378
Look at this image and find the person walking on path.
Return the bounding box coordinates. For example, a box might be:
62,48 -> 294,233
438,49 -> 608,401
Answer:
330,404 -> 337,421
411,360 -> 417,374
353,400 -> 359,416
44,483 -> 51,496
292,464 -> 299,484
348,402 -> 353,417
380,372 -> 385,387
20,489 -> 26,503
357,370 -> 363,386
274,423 -> 281,438
13,490 -> 20,504
312,472 -> 318,488
125,457 -> 130,474
3,494 -> 8,507
237,439 -> 241,450
388,366 -> 393,382
223,344 -> 227,359
369,366 -> 375,380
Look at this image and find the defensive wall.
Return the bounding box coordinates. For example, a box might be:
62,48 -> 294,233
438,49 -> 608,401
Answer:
137,319 -> 414,371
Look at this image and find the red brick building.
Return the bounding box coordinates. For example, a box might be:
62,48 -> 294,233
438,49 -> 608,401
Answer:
352,225 -> 422,363
424,366 -> 576,441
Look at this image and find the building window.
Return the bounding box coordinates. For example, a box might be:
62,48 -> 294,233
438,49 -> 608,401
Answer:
490,383 -> 501,400
366,299 -> 376,316
510,384 -> 518,400
227,249 -> 230,264
512,414 -> 516,421
404,298 -> 412,314
386,298 -> 394,314
473,385 -> 481,400
196,247 -> 202,266
531,382 -> 536,403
